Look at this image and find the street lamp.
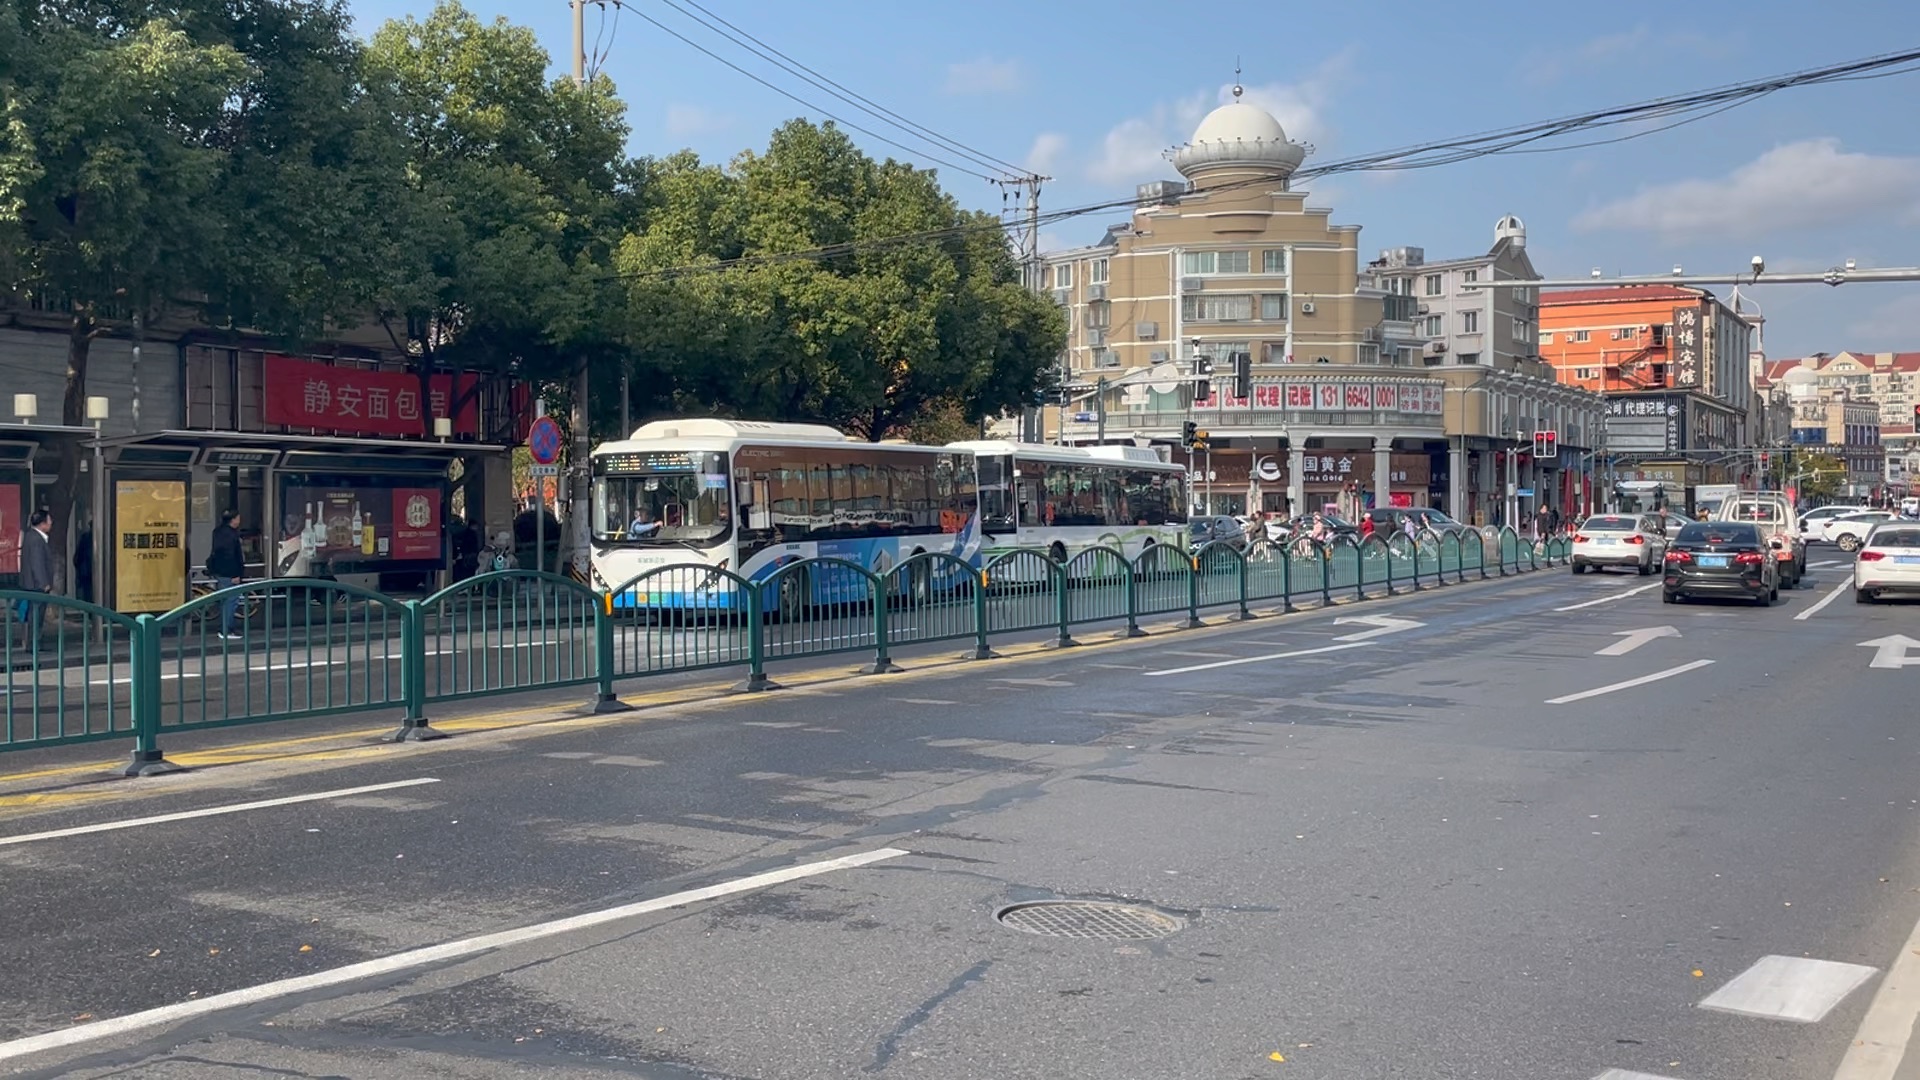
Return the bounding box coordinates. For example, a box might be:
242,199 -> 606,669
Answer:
13,394 -> 36,425
87,396 -> 108,608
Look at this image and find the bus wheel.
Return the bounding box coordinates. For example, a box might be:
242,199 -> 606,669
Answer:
778,569 -> 807,623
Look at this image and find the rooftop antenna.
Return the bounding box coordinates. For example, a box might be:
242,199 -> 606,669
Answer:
1233,57 -> 1243,99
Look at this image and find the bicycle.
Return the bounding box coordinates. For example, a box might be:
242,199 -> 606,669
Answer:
189,570 -> 262,628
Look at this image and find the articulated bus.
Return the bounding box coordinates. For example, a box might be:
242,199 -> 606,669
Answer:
949,441 -> 1190,571
588,419 -> 980,613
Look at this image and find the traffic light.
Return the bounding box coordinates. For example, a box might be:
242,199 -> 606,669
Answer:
1181,420 -> 1197,449
1192,428 -> 1210,452
1194,356 -> 1214,402
1531,430 -> 1558,458
1231,351 -> 1252,399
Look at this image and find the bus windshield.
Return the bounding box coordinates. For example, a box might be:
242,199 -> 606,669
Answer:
592,450 -> 731,545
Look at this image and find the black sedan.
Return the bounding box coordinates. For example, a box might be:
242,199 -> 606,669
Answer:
1661,521 -> 1780,606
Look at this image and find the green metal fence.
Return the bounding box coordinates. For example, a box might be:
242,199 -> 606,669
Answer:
0,531 -> 1573,772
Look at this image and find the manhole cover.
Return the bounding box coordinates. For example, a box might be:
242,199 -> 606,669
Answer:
993,900 -> 1184,940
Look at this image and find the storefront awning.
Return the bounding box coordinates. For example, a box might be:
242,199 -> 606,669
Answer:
93,429 -> 510,471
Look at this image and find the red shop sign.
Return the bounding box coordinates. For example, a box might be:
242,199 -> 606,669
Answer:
263,355 -> 481,437
390,488 -> 441,560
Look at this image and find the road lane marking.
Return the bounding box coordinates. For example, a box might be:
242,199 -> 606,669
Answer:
1545,660 -> 1715,704
1146,641 -> 1370,676
0,778 -> 442,847
1832,907 -> 1920,1079
1859,635 -> 1920,670
1811,559 -> 1849,569
1594,1071 -> 1686,1080
1795,581 -> 1852,621
1596,626 -> 1680,656
1333,614 -> 1424,641
1554,582 -> 1661,611
1699,954 -> 1877,1023
0,846 -> 907,1063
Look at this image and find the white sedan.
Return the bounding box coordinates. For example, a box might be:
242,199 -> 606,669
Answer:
1824,511 -> 1900,550
1799,505 -> 1866,535
1570,513 -> 1666,575
1855,522 -> 1920,603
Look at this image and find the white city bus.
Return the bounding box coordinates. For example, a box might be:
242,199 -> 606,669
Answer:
589,419 -> 980,612
948,440 -> 1189,571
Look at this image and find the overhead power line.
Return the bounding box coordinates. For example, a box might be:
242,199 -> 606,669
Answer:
604,45 -> 1920,283
656,0 -> 1030,179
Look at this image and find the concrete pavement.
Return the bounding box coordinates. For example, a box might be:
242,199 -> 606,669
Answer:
0,563 -> 1916,1078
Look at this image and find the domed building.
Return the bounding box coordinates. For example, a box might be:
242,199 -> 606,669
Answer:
1037,82 -> 1602,526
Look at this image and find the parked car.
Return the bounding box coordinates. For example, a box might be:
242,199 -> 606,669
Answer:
1821,511 -> 1899,550
1188,514 -> 1250,551
1662,520 -> 1780,606
1854,522 -> 1920,603
1570,514 -> 1667,575
1365,507 -> 1469,536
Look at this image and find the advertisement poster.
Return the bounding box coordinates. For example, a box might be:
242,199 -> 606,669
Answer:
262,355 -> 481,438
0,482 -> 20,575
281,480 -> 444,571
115,479 -> 187,613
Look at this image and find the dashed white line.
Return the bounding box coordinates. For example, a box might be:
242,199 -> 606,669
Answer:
1698,954 -> 1878,1023
0,846 -> 908,1062
0,778 -> 442,847
1145,641 -> 1370,677
1554,582 -> 1662,611
1794,580 -> 1852,621
1594,1071 -> 1686,1080
1545,660 -> 1715,704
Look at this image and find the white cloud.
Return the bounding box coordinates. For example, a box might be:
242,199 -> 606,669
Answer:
944,56 -> 1023,95
1087,54 -> 1349,187
1523,26 -> 1729,85
664,104 -> 730,138
1026,132 -> 1067,175
1848,293 -> 1920,349
1036,231 -> 1069,254
1573,139 -> 1920,239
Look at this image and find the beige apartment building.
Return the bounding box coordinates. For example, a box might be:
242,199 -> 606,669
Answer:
1033,88 -> 1601,525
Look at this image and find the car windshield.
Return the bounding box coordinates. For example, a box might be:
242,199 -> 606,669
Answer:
1727,502 -> 1784,524
1869,528 -> 1920,548
1581,516 -> 1639,532
1677,523 -> 1757,545
1839,512 -> 1890,522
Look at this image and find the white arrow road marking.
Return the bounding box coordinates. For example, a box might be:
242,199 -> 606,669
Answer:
1858,635 -> 1920,670
1546,660 -> 1715,704
1595,626 -> 1681,656
1332,614 -> 1425,642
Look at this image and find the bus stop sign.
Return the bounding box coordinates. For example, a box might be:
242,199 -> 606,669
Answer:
528,415 -> 562,466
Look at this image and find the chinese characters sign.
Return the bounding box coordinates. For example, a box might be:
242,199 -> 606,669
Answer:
1604,395 -> 1686,453
263,355 -> 481,437
1197,379 -> 1444,416
1671,306 -> 1701,389
115,479 -> 186,613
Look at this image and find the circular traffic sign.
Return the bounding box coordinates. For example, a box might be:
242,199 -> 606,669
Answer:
528,415 -> 563,465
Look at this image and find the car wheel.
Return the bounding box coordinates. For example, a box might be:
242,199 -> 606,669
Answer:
1856,588 -> 1875,604
1837,533 -> 1863,552
1661,590 -> 1679,604
1571,563 -> 1585,575
1636,560 -> 1652,577
1769,585 -> 1779,604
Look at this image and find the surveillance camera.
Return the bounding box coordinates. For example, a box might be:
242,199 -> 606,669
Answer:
1590,268 -> 1602,279
1845,258 -> 1857,271
1751,255 -> 1765,273
1672,265 -> 1684,276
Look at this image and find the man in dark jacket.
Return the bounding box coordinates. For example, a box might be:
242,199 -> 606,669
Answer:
17,509 -> 53,645
207,509 -> 247,638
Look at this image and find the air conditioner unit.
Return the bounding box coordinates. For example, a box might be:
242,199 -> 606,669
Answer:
1417,304 -> 1430,315
1088,329 -> 1106,347
1137,321 -> 1159,340
1364,326 -> 1381,342
1088,283 -> 1107,301
1096,351 -> 1121,369
1149,349 -> 1169,364
1180,277 -> 1204,293
1299,301 -> 1316,315
1052,288 -> 1071,305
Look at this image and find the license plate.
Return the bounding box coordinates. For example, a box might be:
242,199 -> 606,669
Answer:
1595,538 -> 1616,545
1896,556 -> 1920,565
1699,555 -> 1729,568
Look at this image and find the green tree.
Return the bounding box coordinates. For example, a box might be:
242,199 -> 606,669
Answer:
616,120 -> 1063,440
3,9 -> 248,583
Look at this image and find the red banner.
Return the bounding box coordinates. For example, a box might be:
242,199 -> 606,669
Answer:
390,488 -> 441,560
262,355 -> 480,437
0,484 -> 19,574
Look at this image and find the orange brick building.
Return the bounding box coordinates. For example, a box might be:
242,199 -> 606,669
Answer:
1537,285 -> 1699,392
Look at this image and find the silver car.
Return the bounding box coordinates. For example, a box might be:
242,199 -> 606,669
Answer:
1570,513 -> 1668,575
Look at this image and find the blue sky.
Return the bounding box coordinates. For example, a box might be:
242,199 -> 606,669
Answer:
344,0 -> 1920,360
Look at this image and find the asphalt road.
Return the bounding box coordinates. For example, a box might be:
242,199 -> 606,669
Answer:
0,551 -> 1912,1079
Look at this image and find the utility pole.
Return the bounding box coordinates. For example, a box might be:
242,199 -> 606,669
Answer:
994,174 -> 1050,440
568,0 -> 594,575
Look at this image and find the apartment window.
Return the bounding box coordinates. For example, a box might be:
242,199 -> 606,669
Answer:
1540,331 -> 1554,344
1458,352 -> 1481,365
1513,318 -> 1531,339
1572,329 -> 1591,343
1259,293 -> 1288,321
1462,269 -> 1478,283
1611,327 -> 1634,340
1263,249 -> 1287,274
1090,258 -> 1108,285
1424,274 -> 1442,296
1388,276 -> 1412,296
1461,310 -> 1480,333
1360,344 -> 1380,365
1219,250 -> 1249,274
1422,315 -> 1443,337
1575,367 -> 1598,380
1053,263 -> 1073,289
1182,294 -> 1253,321
1084,303 -> 1110,329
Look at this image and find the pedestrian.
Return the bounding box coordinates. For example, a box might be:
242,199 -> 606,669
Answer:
1534,503 -> 1553,540
73,521 -> 93,604
206,509 -> 247,639
17,509 -> 53,645
1360,512 -> 1376,540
